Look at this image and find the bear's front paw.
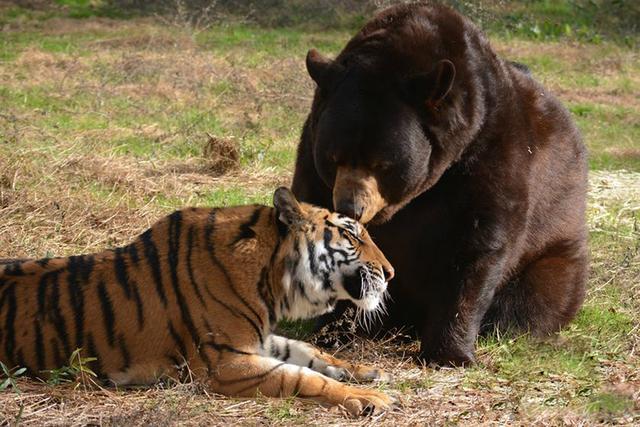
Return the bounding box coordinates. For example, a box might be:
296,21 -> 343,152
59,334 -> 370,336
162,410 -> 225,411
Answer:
419,343 -> 476,367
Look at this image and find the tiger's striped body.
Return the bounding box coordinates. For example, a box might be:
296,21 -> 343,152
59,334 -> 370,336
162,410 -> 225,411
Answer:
0,188 -> 394,415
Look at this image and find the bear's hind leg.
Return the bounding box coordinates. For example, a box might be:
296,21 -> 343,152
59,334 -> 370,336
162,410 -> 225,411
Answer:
483,239 -> 588,337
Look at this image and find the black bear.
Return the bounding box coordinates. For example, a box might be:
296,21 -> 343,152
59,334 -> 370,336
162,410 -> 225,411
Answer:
292,3 -> 588,366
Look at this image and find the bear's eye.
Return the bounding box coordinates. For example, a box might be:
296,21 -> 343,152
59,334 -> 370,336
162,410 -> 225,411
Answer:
372,161 -> 393,172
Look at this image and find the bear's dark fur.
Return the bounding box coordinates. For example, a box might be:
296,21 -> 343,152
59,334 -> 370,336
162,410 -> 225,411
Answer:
292,2 -> 588,365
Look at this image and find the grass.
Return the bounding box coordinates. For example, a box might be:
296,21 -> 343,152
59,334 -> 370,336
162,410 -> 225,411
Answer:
0,1 -> 639,425
9,0 -> 637,45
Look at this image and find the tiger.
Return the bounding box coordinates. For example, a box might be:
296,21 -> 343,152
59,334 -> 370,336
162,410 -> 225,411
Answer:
0,187 -> 396,415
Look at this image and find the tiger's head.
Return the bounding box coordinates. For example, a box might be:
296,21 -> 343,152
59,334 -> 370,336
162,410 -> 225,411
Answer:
273,187 -> 394,324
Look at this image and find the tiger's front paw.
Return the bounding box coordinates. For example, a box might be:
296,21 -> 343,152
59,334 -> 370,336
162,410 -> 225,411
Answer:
324,364 -> 391,383
341,387 -> 396,416
323,366 -> 349,381
351,365 -> 391,383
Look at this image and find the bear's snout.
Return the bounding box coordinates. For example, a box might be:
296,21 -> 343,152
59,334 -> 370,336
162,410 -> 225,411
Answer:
332,167 -> 387,224
335,198 -> 364,221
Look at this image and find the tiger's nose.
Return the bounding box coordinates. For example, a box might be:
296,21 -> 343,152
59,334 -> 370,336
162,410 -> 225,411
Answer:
335,199 -> 364,221
383,265 -> 394,281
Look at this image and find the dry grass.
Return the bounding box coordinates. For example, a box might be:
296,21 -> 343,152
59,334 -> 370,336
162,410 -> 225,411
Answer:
493,39 -> 640,108
1,327 -> 638,426
0,149 -> 288,256
1,12 -> 639,426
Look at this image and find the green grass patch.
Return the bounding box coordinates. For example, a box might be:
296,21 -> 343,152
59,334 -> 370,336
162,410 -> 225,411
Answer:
0,31 -> 97,61
476,333 -> 597,383
588,392 -> 635,415
275,319 -> 315,341
480,0 -> 638,46
0,6 -> 58,28
469,290 -> 635,409
519,54 -> 566,74
573,304 -> 634,352
201,187 -> 272,207
54,0 -> 129,19
153,186 -> 273,211
197,25 -> 348,61
109,136 -> 169,158
569,103 -> 640,172
263,397 -> 302,422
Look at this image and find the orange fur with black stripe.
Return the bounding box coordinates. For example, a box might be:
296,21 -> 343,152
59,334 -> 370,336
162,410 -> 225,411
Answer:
0,188 -> 395,415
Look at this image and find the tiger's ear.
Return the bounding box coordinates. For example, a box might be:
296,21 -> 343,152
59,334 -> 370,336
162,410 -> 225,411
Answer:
273,187 -> 304,228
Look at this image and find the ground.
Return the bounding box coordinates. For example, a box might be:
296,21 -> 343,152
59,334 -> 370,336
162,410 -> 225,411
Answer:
0,2 -> 639,425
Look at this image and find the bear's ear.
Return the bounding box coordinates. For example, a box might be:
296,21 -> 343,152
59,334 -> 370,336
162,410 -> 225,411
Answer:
273,187 -> 305,228
306,49 -> 336,88
407,59 -> 456,108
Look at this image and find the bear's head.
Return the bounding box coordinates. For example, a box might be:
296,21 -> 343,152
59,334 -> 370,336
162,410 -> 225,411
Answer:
303,3 -> 491,224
